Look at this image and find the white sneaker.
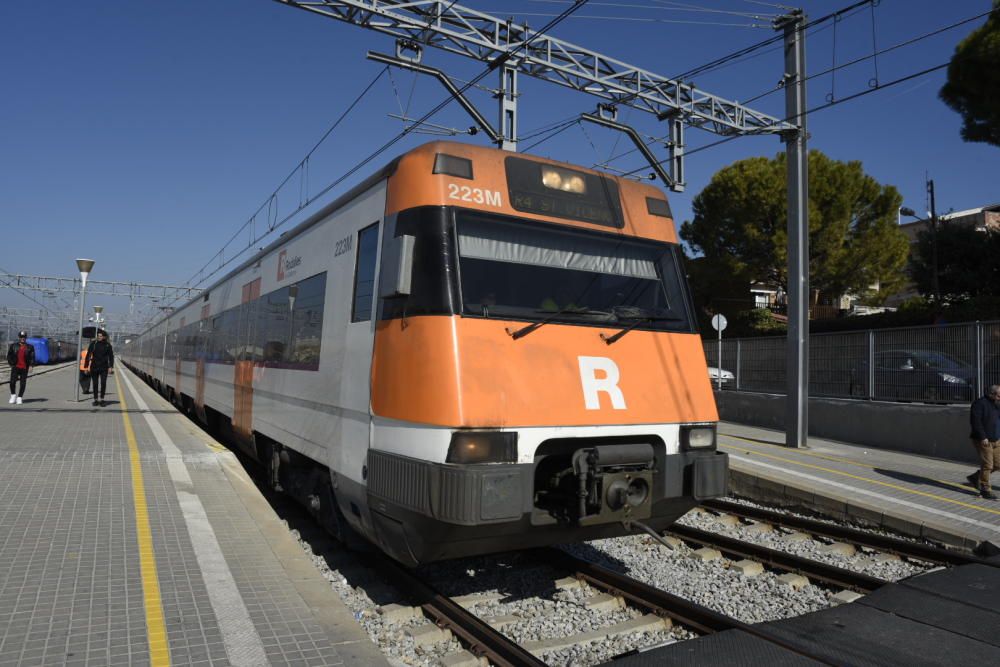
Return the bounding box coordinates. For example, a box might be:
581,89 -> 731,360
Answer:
15,396 -> 22,405
7,394 -> 14,404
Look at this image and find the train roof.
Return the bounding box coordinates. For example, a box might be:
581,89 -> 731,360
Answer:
140,140 -> 676,336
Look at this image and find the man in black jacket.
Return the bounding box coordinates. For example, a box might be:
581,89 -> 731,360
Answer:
7,331 -> 35,405
85,330 -> 114,407
967,385 -> 1000,500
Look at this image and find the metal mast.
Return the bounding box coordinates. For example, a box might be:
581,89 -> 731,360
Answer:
778,10 -> 809,448
275,1 -> 794,142
0,272 -> 202,302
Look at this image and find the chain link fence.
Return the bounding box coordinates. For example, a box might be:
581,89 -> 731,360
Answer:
704,320 -> 1000,404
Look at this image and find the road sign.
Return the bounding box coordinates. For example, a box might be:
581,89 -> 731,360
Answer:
711,314 -> 728,332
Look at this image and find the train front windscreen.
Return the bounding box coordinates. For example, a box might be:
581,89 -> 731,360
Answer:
453,210 -> 694,333
377,205 -> 695,335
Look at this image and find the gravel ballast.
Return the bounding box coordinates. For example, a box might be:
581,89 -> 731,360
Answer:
286,495 -> 950,666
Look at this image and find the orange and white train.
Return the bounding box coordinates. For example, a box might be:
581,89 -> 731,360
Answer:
123,141 -> 727,565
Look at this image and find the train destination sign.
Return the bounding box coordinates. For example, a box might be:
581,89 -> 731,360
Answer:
505,156 -> 624,228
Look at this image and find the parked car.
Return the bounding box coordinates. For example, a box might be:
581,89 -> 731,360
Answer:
856,349 -> 975,403
708,366 -> 735,387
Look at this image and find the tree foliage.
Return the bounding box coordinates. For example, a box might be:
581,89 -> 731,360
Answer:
680,150 -> 910,305
911,224 -> 1000,300
939,2 -> 1000,147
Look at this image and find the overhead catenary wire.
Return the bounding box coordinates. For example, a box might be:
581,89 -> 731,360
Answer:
485,10 -> 766,28
739,0 -> 794,10
180,65 -> 389,292
180,0 -> 473,296
529,0 -> 774,20
657,2 -> 868,89
519,113 -> 583,140
670,0 -> 873,83
297,0 -> 594,196
738,6 -> 999,107
599,3 -> 994,170
651,0 -> 774,20
172,0 -> 593,306
620,60 -> 955,178
0,266 -> 69,319
522,119 -> 581,152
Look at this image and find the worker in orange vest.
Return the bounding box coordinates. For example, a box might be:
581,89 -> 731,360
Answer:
79,347 -> 92,395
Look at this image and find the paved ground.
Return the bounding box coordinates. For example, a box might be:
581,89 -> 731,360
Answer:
0,364 -> 386,666
719,421 -> 1000,550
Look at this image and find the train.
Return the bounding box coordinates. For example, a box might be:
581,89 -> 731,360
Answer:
25,336 -> 77,364
122,141 -> 727,566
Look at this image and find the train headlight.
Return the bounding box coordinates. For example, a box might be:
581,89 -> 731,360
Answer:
447,431 -> 518,464
681,425 -> 716,450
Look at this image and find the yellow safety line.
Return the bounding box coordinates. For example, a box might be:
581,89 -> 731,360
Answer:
719,438 -> 1000,517
722,432 -> 981,493
115,372 -> 171,666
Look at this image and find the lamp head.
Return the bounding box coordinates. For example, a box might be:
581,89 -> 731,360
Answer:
75,258 -> 95,275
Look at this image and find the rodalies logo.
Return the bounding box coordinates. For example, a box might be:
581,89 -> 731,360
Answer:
277,249 -> 302,281
578,356 -> 627,410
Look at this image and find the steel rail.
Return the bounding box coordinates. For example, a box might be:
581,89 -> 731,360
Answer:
543,548 -> 836,665
372,553 -> 547,667
667,524 -> 885,593
702,499 -> 992,567
542,547 -> 737,635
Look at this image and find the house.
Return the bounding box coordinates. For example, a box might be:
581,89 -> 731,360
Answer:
885,203 -> 1000,306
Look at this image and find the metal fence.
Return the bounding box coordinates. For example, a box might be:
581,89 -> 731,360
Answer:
704,320 -> 1000,404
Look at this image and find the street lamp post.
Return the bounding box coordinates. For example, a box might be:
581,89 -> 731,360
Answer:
74,259 -> 95,402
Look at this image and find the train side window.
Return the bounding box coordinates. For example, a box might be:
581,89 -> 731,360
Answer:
352,222 -> 380,322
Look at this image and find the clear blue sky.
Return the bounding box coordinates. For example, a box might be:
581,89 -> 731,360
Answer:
2,0 -> 997,331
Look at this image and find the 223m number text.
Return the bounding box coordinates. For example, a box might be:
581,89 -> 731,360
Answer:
447,183 -> 502,208
334,235 -> 354,257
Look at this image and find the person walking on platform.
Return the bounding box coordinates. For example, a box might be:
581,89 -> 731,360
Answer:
7,331 -> 35,405
967,385 -> 1000,500
79,346 -> 92,395
85,330 -> 114,407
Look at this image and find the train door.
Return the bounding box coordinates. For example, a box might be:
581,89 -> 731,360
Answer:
233,278 -> 261,445
339,221 -> 382,482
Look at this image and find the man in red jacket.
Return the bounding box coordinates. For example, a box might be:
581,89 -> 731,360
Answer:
7,331 -> 35,405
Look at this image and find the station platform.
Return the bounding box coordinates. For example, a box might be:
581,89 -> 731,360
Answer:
718,422 -> 1000,553
0,364 -> 387,666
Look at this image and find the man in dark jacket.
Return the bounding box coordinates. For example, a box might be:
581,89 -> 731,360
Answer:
85,330 -> 115,407
967,385 -> 1000,500
7,331 -> 35,405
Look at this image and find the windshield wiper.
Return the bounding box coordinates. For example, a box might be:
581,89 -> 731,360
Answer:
600,313 -> 682,345
505,307 -> 612,340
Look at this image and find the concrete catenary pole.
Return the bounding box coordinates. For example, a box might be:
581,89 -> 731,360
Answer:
778,10 -> 809,448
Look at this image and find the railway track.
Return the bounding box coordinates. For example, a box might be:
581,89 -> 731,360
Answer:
269,488 -> 937,666
665,524 -> 885,592
372,544 -> 847,667
368,525 -> 895,667
215,440 -> 985,666
372,551 -> 547,667
701,498 -> 992,567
